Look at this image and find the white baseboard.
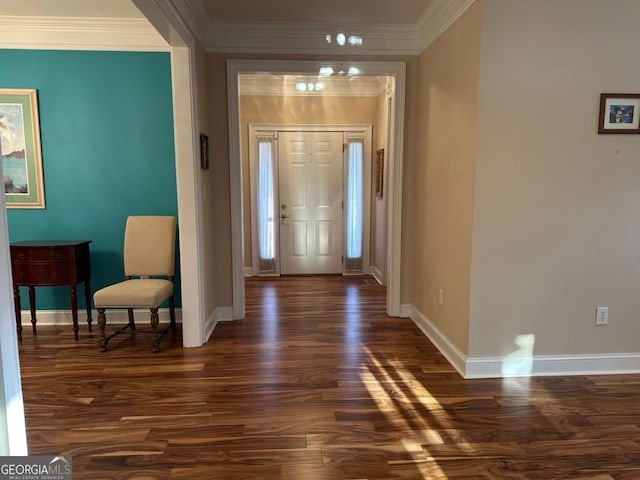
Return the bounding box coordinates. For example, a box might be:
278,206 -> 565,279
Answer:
215,307 -> 234,321
204,310 -> 217,343
369,265 -> 384,286
403,303 -> 640,379
203,306 -> 234,343
244,267 -> 253,277
23,307 -> 239,346
465,353 -> 640,379
19,308 -> 181,326
401,304 -> 467,377
399,304 -> 413,318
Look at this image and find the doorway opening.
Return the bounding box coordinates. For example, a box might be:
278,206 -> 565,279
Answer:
228,60 -> 406,319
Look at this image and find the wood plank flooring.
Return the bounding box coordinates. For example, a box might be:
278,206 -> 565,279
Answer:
18,275 -> 640,479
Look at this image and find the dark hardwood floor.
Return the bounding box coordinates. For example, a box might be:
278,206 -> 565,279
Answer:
18,275 -> 640,479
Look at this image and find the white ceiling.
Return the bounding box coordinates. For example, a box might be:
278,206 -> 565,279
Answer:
201,0 -> 433,25
0,0 -> 433,25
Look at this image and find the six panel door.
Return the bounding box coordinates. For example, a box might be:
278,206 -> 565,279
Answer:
278,131 -> 343,275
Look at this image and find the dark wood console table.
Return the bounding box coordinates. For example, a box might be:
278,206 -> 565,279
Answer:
10,240 -> 92,341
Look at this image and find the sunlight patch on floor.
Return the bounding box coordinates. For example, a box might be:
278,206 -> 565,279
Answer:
361,346 -> 450,478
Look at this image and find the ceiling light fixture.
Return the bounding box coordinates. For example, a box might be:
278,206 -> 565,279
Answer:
319,66 -> 334,76
295,81 -> 325,92
324,33 -> 364,48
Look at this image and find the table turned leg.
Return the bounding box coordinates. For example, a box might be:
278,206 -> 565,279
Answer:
28,286 -> 37,334
70,285 -> 79,341
97,308 -> 107,352
84,280 -> 92,332
13,285 -> 22,341
150,308 -> 160,353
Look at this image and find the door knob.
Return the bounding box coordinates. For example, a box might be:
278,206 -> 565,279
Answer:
280,213 -> 288,219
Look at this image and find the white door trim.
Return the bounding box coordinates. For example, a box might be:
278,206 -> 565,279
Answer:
135,0 -> 206,347
0,164 -> 28,455
228,60 -> 406,319
249,124 -> 372,277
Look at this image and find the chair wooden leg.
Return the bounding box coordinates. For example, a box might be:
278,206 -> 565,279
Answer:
97,308 -> 107,352
169,295 -> 177,332
150,307 -> 160,353
127,308 -> 136,331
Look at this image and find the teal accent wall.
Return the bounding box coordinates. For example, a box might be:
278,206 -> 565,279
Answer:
1,50 -> 179,311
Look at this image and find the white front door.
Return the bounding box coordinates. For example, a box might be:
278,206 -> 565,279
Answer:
278,131 -> 343,274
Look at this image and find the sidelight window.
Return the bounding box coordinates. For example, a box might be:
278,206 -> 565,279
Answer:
345,139 -> 364,272
257,138 -> 277,274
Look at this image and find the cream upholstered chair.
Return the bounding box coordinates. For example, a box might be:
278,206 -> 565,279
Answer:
94,216 -> 177,352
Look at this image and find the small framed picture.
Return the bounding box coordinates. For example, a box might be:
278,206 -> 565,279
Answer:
199,133 -> 209,169
375,148 -> 384,198
598,93 -> 640,133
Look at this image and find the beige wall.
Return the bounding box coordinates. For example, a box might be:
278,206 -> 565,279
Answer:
194,41 -> 219,319
372,91 -> 389,283
207,54 -> 233,308
402,1 -> 482,355
469,0 -> 640,357
239,94 -> 380,268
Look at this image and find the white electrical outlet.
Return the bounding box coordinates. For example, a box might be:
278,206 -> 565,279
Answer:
438,289 -> 444,307
596,307 -> 609,326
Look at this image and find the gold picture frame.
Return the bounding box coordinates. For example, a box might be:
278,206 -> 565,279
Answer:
1,89 -> 45,208
375,148 -> 384,198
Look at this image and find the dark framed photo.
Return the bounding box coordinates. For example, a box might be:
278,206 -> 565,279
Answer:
598,93 -> 640,133
375,148 -> 384,198
199,133 -> 209,169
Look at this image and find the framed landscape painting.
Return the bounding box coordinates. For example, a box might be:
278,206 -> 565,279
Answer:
0,89 -> 45,208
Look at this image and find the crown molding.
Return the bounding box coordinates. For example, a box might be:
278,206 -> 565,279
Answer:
238,74 -> 387,97
206,21 -> 420,55
0,15 -> 168,51
416,0 -> 476,51
168,0 -> 208,45
203,0 -> 476,55
0,0 -> 477,55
